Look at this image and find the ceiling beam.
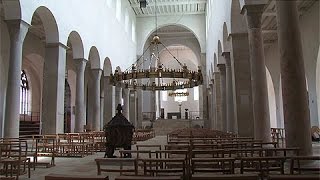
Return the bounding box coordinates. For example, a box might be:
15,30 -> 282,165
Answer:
131,0 -> 207,8
136,11 -> 205,17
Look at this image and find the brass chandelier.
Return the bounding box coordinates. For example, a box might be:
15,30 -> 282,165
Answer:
109,0 -> 203,91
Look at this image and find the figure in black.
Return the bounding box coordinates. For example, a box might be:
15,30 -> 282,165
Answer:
103,104 -> 134,158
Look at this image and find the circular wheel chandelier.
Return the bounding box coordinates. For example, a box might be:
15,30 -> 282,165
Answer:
110,1 -> 203,91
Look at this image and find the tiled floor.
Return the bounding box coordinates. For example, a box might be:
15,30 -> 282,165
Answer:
13,136 -> 320,180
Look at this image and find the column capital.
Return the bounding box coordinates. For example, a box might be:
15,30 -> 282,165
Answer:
91,69 -> 102,79
6,19 -> 30,43
222,52 -> 231,66
46,42 -> 69,50
243,4 -> 266,28
217,64 -> 226,72
74,58 -> 87,72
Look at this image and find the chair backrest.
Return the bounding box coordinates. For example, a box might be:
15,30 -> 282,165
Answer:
45,174 -> 108,180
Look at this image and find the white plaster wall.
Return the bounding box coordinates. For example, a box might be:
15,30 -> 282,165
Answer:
136,14 -> 206,55
206,0 -> 232,76
7,0 -> 137,70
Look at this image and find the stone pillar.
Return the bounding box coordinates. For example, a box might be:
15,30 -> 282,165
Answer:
129,90 -> 137,127
91,69 -> 102,131
115,86 -> 122,106
244,4 -> 271,142
217,64 -> 227,132
213,72 -> 222,131
42,43 -> 67,135
207,87 -> 212,129
230,33 -> 254,137
3,20 -> 29,138
276,0 -> 312,155
104,76 -> 113,125
209,83 -> 216,129
223,52 -> 236,133
74,58 -> 87,132
122,88 -> 130,119
136,89 -> 143,128
200,53 -> 207,121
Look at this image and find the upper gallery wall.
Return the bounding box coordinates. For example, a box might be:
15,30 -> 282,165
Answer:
2,0 -> 137,70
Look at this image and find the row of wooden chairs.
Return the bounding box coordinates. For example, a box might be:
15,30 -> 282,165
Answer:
0,139 -> 31,180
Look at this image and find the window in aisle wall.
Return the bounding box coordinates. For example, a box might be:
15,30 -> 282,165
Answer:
116,0 -> 122,21
125,11 -> 129,33
162,91 -> 167,101
132,21 -> 136,42
20,70 -> 30,114
174,89 -> 188,102
194,86 -> 199,101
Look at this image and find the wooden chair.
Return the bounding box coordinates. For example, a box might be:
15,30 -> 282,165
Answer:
191,158 -> 235,174
191,174 -> 259,180
115,176 -> 181,180
290,156 -> 320,174
240,157 -> 286,177
31,137 -> 55,169
95,158 -> 138,176
0,140 -> 31,180
45,173 -> 108,180
141,158 -> 186,177
268,175 -> 320,180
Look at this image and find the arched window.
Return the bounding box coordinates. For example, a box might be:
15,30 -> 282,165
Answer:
132,21 -> 136,42
116,0 -> 122,21
20,70 -> 30,114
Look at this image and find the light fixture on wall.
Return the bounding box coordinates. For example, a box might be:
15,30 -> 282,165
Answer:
110,0 -> 203,91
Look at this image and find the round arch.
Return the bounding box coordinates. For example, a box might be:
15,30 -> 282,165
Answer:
223,22 -> 231,52
266,67 -> 277,128
141,24 -> 203,54
217,40 -> 224,64
31,6 -> 59,43
88,46 -> 101,69
67,31 -> 84,59
103,57 -> 113,76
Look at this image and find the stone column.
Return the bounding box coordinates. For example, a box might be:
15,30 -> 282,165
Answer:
200,53 -> 208,121
223,52 -> 236,133
217,64 -> 227,132
122,88 -> 130,119
213,72 -> 222,131
103,76 -> 113,125
115,86 -> 122,106
230,33 -> 254,138
91,69 -> 102,131
207,87 -> 212,129
209,82 -> 216,129
136,89 -> 143,128
42,43 -> 67,135
129,90 -> 137,127
4,20 -> 29,138
276,0 -> 312,155
244,4 -> 271,142
74,58 -> 87,132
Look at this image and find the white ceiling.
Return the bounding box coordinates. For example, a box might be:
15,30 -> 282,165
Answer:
128,0 -> 207,17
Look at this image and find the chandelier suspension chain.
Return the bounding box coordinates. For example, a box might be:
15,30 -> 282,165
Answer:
160,42 -> 184,68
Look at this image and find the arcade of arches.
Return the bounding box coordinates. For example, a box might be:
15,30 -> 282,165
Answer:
0,0 -> 319,161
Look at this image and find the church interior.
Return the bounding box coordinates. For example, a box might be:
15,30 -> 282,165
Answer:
0,0 -> 319,179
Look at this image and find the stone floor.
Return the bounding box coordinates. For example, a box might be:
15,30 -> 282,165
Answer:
11,136 -> 320,180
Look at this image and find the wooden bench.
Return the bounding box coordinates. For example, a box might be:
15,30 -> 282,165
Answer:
141,158 -> 186,177
136,145 -> 162,151
191,158 -> 235,174
94,158 -> 138,176
115,176 -> 181,180
240,157 -> 286,176
290,156 -> 320,174
268,175 -> 320,180
191,174 -> 259,180
45,174 -> 108,180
